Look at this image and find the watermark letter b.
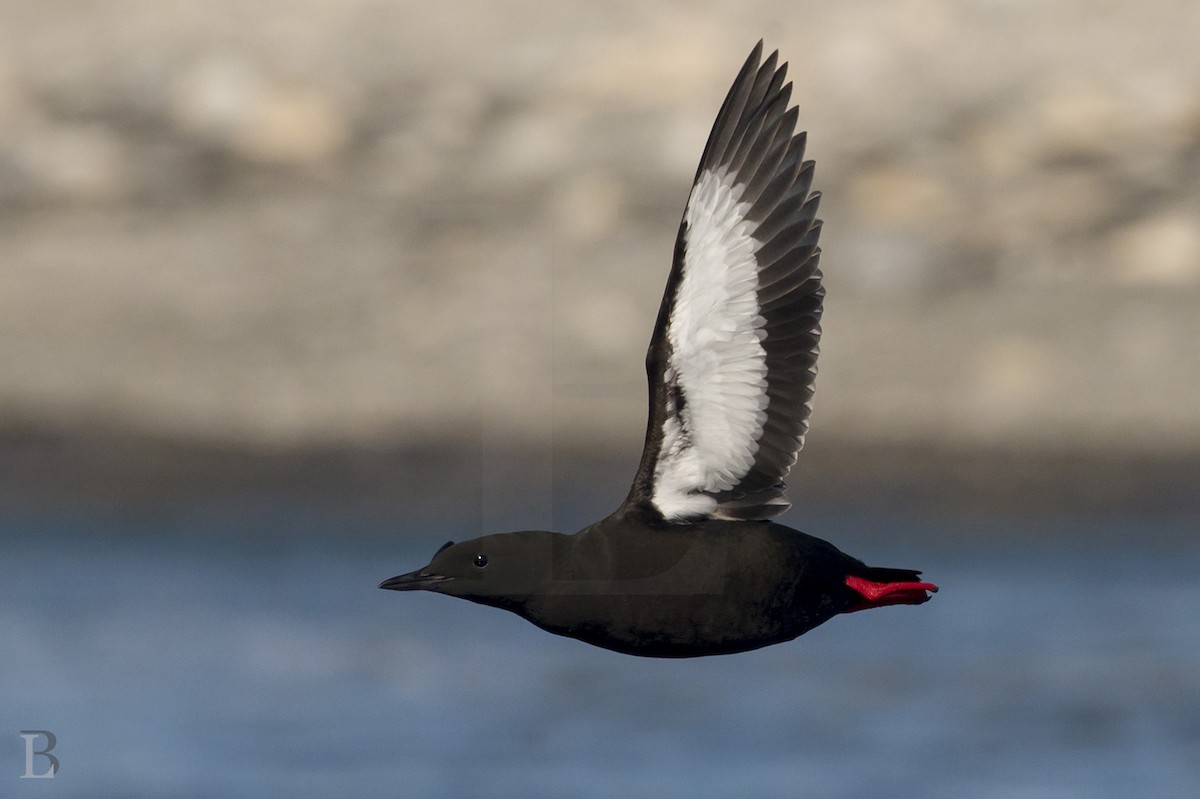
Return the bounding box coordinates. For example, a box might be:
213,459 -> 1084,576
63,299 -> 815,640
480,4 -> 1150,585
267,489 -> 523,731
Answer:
20,731 -> 59,779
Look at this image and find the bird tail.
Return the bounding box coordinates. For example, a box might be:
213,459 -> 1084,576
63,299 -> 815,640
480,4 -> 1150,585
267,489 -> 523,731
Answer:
843,568 -> 938,613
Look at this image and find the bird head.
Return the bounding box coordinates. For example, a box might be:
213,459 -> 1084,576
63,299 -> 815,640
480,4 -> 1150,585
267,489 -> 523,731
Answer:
379,532 -> 557,609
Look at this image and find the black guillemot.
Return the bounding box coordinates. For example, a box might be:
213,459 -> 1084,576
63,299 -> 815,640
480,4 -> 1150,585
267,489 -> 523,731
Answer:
381,41 -> 937,658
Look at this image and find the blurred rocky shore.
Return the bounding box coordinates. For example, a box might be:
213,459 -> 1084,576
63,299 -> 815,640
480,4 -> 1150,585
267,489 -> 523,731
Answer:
3,1 -> 1199,515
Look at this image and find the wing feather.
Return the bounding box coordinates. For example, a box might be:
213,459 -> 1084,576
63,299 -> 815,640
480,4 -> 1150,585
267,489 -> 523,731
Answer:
623,42 -> 825,523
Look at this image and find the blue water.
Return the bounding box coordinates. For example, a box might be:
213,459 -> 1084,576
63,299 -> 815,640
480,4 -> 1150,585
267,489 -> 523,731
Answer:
3,505 -> 1199,798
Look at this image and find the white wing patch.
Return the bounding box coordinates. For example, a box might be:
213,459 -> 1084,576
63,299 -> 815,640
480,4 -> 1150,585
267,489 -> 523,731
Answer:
652,168 -> 768,520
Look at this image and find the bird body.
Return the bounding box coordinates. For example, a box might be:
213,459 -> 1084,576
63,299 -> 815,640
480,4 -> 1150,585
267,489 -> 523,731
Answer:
384,510 -> 933,658
476,511 -> 926,657
381,42 -> 937,658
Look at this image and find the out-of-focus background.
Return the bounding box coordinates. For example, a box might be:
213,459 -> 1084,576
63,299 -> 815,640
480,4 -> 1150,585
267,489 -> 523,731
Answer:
3,2 -> 1198,798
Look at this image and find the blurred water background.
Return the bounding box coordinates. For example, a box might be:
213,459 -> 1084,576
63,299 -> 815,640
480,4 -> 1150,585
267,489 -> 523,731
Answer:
3,0 -> 1199,796
5,504 -> 1199,798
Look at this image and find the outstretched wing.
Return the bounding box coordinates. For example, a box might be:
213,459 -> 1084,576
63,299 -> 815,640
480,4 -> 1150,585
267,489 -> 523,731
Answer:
624,41 -> 823,523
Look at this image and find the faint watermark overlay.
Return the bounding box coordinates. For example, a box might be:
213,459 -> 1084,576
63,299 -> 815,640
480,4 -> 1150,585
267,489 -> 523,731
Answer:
19,731 -> 59,779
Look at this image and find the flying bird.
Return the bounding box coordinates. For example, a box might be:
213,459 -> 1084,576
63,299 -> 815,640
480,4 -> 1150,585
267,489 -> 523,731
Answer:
381,42 -> 937,657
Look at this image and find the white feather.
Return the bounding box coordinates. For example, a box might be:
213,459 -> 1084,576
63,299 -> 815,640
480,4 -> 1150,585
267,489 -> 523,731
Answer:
652,168 -> 768,520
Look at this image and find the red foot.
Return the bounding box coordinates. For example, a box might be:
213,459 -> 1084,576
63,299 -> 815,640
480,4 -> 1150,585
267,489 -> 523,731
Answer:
844,575 -> 938,613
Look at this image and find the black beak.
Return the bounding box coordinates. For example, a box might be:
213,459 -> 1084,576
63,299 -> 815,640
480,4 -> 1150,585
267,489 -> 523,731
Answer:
378,569 -> 451,591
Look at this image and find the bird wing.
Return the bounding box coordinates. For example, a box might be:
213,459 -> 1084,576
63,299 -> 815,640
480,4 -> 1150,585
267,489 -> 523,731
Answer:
624,41 -> 823,523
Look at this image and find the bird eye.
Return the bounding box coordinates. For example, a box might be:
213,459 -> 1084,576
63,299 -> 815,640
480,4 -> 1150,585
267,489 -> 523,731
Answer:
473,554 -> 489,568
